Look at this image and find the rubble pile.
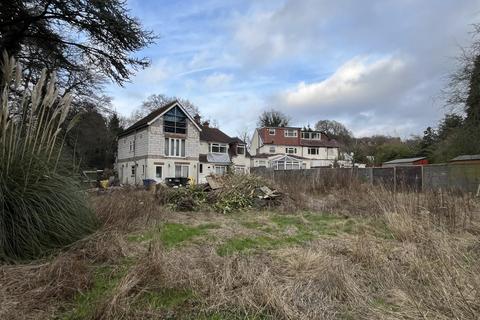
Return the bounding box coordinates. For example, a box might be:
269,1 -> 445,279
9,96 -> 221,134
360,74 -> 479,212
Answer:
155,174 -> 283,213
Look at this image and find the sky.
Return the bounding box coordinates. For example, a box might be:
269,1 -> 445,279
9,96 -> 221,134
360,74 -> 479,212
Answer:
106,0 -> 480,138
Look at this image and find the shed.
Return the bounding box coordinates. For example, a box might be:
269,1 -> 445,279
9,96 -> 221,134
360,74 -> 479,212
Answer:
382,157 -> 428,167
449,154 -> 480,165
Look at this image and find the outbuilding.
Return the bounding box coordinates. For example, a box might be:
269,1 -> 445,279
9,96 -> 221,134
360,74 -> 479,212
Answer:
382,157 -> 428,167
449,154 -> 480,165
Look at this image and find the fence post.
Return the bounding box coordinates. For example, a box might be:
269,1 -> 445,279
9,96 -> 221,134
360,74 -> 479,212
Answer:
393,167 -> 397,193
421,165 -> 424,192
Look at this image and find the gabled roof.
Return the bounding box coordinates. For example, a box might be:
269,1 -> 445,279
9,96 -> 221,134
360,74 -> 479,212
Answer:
118,100 -> 201,137
450,154 -> 480,162
199,125 -> 232,143
383,157 -> 426,164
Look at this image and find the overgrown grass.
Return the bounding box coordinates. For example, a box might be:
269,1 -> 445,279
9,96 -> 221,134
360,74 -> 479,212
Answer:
128,222 -> 220,248
217,213 -> 360,256
0,54 -> 97,261
1,187 -> 479,320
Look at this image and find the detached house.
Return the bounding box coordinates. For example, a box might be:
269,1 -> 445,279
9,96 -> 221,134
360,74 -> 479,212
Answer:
250,127 -> 339,169
117,101 -> 250,185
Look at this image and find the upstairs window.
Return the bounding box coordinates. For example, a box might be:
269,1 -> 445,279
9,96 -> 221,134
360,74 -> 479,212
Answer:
237,145 -> 245,155
286,147 -> 297,154
165,138 -> 185,157
210,143 -> 227,153
301,132 -> 321,140
269,146 -> 276,153
308,147 -> 319,155
284,129 -> 297,137
269,128 -> 276,135
164,106 -> 187,134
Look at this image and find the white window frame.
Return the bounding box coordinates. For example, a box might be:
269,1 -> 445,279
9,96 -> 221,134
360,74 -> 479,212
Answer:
165,138 -> 186,158
174,164 -> 189,178
237,145 -> 245,155
284,129 -> 298,137
273,160 -> 301,170
301,132 -> 321,140
209,143 -> 227,153
285,147 -> 297,154
214,165 -> 228,175
308,147 -> 319,155
269,146 -> 276,153
269,128 -> 276,135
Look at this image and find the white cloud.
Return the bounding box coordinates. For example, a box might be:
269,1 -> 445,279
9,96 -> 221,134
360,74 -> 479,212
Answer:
281,55 -> 408,109
203,72 -> 234,89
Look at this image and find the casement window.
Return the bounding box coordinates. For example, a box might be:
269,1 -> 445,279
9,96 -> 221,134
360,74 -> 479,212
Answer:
214,165 -> 228,175
284,129 -> 298,137
209,143 -> 227,153
164,106 -> 187,134
131,166 -> 135,177
308,147 -> 319,155
155,166 -> 162,178
285,147 -> 297,154
235,166 -> 246,174
129,140 -> 134,153
269,128 -> 276,135
165,138 -> 185,157
237,145 -> 245,155
269,146 -> 276,153
273,160 -> 301,170
301,132 -> 321,140
175,165 -> 189,178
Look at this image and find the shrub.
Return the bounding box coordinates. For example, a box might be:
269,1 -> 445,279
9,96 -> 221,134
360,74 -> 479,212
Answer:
0,54 -> 97,261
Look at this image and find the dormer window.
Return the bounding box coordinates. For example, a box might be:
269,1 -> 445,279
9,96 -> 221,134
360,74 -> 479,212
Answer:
210,143 -> 227,153
301,132 -> 321,140
164,106 -> 187,134
269,128 -> 275,135
284,129 -> 297,137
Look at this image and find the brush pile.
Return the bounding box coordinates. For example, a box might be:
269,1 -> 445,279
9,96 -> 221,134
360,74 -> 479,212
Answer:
155,174 -> 283,213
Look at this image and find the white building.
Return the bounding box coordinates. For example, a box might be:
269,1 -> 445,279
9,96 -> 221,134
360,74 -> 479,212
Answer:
250,127 -> 339,169
117,101 -> 250,185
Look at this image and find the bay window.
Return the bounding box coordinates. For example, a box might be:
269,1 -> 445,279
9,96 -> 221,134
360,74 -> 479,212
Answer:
209,143 -> 227,153
214,165 -> 228,175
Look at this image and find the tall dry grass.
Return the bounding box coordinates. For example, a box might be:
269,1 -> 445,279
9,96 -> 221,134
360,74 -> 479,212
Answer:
0,53 -> 97,261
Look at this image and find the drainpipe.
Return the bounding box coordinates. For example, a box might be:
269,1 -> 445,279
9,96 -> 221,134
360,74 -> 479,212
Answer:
133,129 -> 137,185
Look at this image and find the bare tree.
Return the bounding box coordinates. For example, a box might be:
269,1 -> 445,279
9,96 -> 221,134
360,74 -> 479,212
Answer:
257,109 -> 290,127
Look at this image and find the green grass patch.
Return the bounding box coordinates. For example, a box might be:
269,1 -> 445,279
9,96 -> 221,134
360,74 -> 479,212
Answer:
127,223 -> 220,247
61,263 -> 131,320
137,288 -> 194,310
218,213 -> 365,256
161,223 -> 219,248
